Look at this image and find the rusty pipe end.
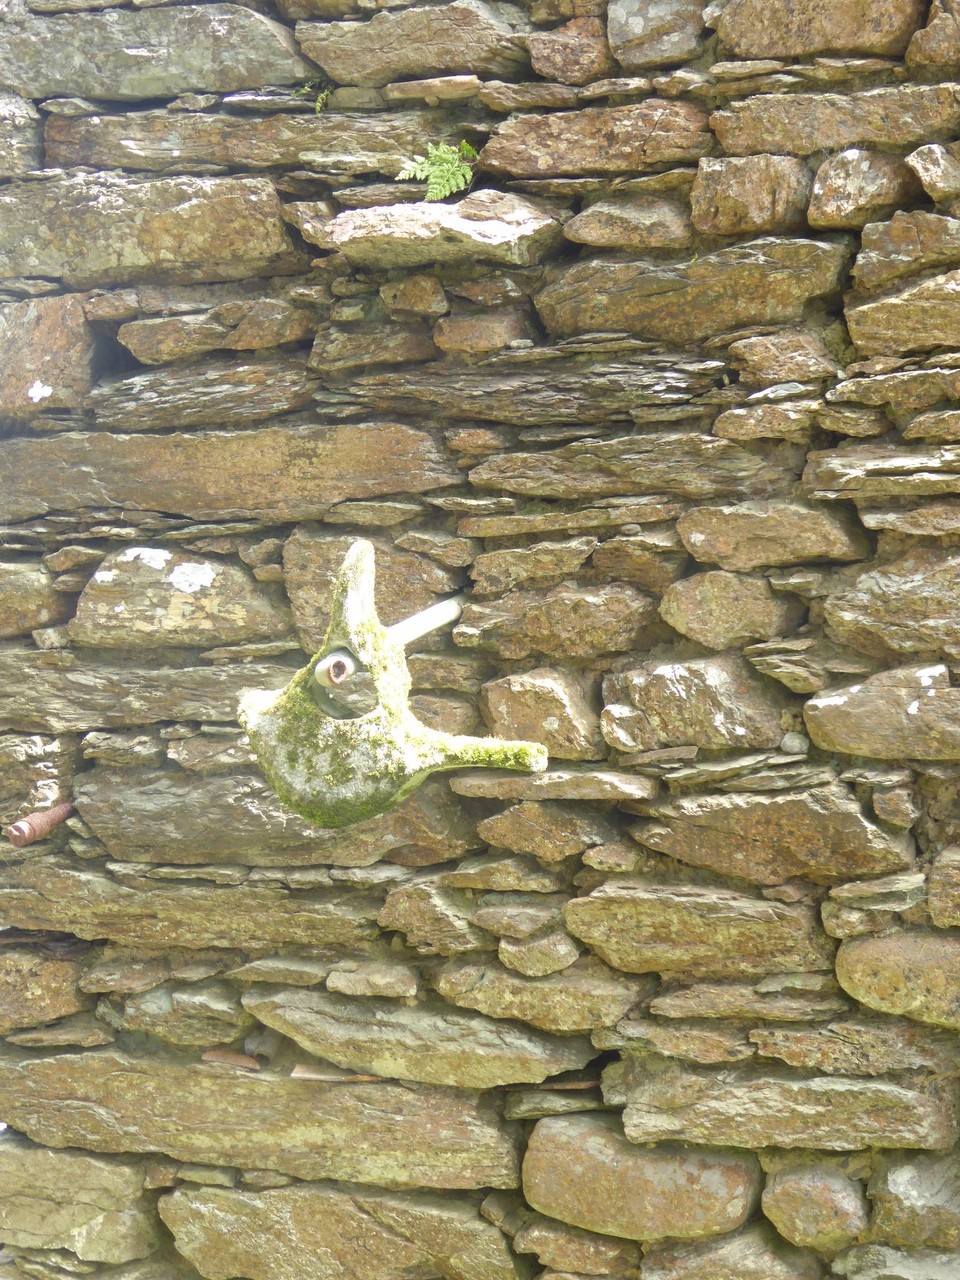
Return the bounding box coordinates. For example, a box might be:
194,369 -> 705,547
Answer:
6,802 -> 76,848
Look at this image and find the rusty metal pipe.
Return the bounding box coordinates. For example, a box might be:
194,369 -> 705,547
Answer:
6,802 -> 76,848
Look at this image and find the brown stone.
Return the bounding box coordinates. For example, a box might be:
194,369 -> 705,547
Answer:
677,500 -> 867,572
730,329 -> 840,383
479,669 -> 605,762
478,80 -> 580,111
907,0 -> 960,68
0,294 -> 96,420
607,0 -> 706,68
0,92 -> 40,177
477,801 -> 615,861
905,142 -> 960,202
762,1167 -> 869,1256
118,301 -> 315,366
643,1223 -> 824,1280
296,1 -> 530,87
470,537 -> 595,595
930,846 -> 960,926
691,156 -> 811,234
836,930 -> 960,1030
809,150 -> 922,229
563,880 -> 835,979
659,572 -> 805,649
480,100 -> 710,178
536,238 -> 849,341
712,85 -> 960,157
0,562 -> 71,638
563,193 -> 693,250
853,211 -> 960,294
434,309 -> 532,355
805,664 -> 960,759
848,267 -> 960,355
869,1151 -> 960,1249
528,17 -> 616,84
522,1113 -> 761,1241
638,784 -> 913,886
450,768 -> 659,803
0,948 -> 91,1034
0,1047 -> 520,1189
511,1211 -> 642,1275
378,881 -> 495,955
803,441 -> 960,505
713,400 -> 819,442
715,0 -> 922,58
591,532 -> 688,592
649,976 -> 850,1022
750,1016 -> 960,1077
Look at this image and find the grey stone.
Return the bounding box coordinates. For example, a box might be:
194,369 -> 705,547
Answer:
832,1244 -> 960,1280
643,1223 -> 824,1280
0,562 -> 71,638
470,537 -> 596,596
750,1015 -> 960,1076
0,93 -> 40,176
659,572 -> 805,649
649,976 -> 850,1022
868,1151 -> 960,1249
511,1211 -> 642,1275
905,142 -> 960,201
607,0 -> 706,69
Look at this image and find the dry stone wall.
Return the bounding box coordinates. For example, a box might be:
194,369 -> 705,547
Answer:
1,0 -> 960,1278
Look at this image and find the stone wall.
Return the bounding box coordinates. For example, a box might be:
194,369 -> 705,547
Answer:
1,1 -> 960,1278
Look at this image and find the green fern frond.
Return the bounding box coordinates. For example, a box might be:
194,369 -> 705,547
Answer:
397,141 -> 477,202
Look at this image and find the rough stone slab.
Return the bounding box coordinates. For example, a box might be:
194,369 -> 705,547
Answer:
76,767 -> 478,867
804,664 -> 960,759
528,16 -> 615,83
470,537 -> 595,597
907,0 -> 960,69
0,92 -> 41,176
432,956 -> 650,1032
0,173 -> 305,289
809,149 -> 921,230
762,1166 -> 868,1255
0,856 -> 380,949
511,1210 -> 642,1275
563,192 -> 693,250
715,0 -> 922,58
0,293 -> 97,420
691,156 -> 811,235
476,801 -> 615,862
470,432 -> 789,499
848,267 -> 960,355
607,0 -> 705,69
906,142 -> 960,201
0,1048 -> 520,1189
379,881 -> 496,955
832,1244 -> 960,1280
643,1223 -> 824,1280
854,212 -> 960,294
0,423 -> 455,525
160,1183 -> 524,1280
649,977 -> 850,1023
0,1134 -> 160,1264
0,561 -> 70,638
605,1053 -> 959,1150
45,108 -> 462,176
0,947 -> 91,1034
677,500 -> 869,572
930,846 -> 960,926
658,571 -> 805,649
297,1 -> 529,87
868,1151 -> 960,1250
450,768 -> 659,802
480,100 -> 710,177
637,784 -> 914,886
312,190 -> 562,269
750,1016 -> 960,1077
0,6 -> 312,100
522,1113 -> 761,1241
825,547 -> 960,660
535,238 -> 849,341
601,652 -> 791,753
836,930 -> 960,1030
479,669 -> 605,762
563,881 -> 834,979
712,84 -> 960,156
803,441 -> 960,503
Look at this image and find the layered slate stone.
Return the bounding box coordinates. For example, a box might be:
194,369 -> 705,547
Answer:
0,6 -> 312,100
0,423 -> 456,525
0,948 -> 91,1034
636,784 -> 915,886
0,1048 -> 520,1189
0,294 -> 97,420
511,1211 -> 643,1275
677,501 -> 868,571
803,441 -> 960,504
690,156 -> 811,235
69,549 -> 292,649
749,1016 -> 960,1076
480,669 -> 606,762
311,191 -> 562,269
0,561 -> 71,638
0,93 -> 40,177
475,800 -> 615,862
847,267 -> 960,355
868,1151 -> 960,1249
241,988 -> 594,1087
563,192 -> 694,250
643,1223 -> 825,1280
535,239 -> 849,341
712,85 -> 960,156
604,1053 -> 960,1150
522,1114 -> 761,1241
715,0 -> 922,58
0,856 -> 381,949
836,930 -> 960,1030
563,881 -> 835,979
930,847 -> 960,926
852,212 -> 960,293
296,1 -> 530,87
804,664 -> 960,759
832,1243 -> 960,1280
480,100 -> 710,177
0,173 -> 305,289
659,572 -> 805,649
809,150 -> 922,230
45,108 -> 461,176
607,0 -> 706,69
160,1184 -> 524,1280
649,977 -> 851,1023
528,17 -> 616,83
0,1135 -> 161,1264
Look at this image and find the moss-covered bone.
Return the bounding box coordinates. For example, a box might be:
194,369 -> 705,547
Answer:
238,540 -> 548,828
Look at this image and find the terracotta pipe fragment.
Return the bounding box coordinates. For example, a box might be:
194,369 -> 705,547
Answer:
6,802 -> 76,848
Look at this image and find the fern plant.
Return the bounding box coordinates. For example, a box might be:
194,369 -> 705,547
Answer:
397,141 -> 478,202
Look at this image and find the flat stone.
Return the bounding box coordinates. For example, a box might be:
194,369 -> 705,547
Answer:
296,1 -> 530,88
470,537 -> 596,596
805,664 -> 960,759
0,947 -> 90,1034
0,173 -> 304,290
160,1183 -> 524,1280
605,1052 -> 959,1149
325,960 -> 418,999
677,500 -> 868,571
470,432 -> 787,500
0,1134 -> 160,1264
930,846 -> 960,926
825,547 -> 960,660
907,0 -> 960,68
809,149 -> 921,229
712,84 -> 960,156
528,17 -> 616,83
0,93 -> 41,176
522,1113 -> 761,1241
607,0 -> 706,69
868,1151 -> 960,1249
314,190 -> 562,269
713,400 -> 820,443
101,980 -> 254,1048
480,100 -> 710,178
659,572 -> 805,649
803,441 -> 960,504
750,1016 -> 960,1076
691,156 -> 811,234
762,1167 -> 869,1255
905,142 -> 960,201
479,668 -> 605,762
601,652 -> 790,753
439,853 -> 566,893
0,561 -> 70,638
730,329 -> 840,383
479,80 -> 580,110
832,1244 -> 960,1280
477,801 -> 615,862
836,930 -> 960,1030
643,1223 -> 824,1280
511,1211 -> 642,1275
591,533 -> 688,592
848,267 -> 960,355
563,193 -> 693,250
0,422 -> 454,526
0,1047 -> 519,1189
637,783 -> 914,886
379,881 -> 495,955
433,308 -> 532,355
649,977 -> 850,1022
0,6 -> 312,100
536,238 -> 849,341
432,956 -> 649,1032
454,583 -> 657,659
117,303 -> 315,367
564,880 -> 834,979
0,292 -> 96,422
853,211 -> 960,294
382,74 -> 484,103
715,0 -> 921,58
450,769 -> 660,802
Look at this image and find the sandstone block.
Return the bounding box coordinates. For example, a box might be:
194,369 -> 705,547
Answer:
643,1223 -> 824,1280
853,211 -> 960,294
563,193 -> 693,249
477,801 -> 615,861
480,669 -> 605,762
677,500 -> 867,571
0,93 -> 40,176
607,0 -> 705,68
522,1113 -> 761,1241
528,17 -> 616,83
0,947 -> 90,1034
907,0 -> 960,68
848,266 -> 960,355
868,1151 -> 960,1249
470,537 -> 596,596
480,100 -> 710,177
836,930 -> 960,1030
659,572 -> 805,649
296,1 -> 530,87
715,0 -> 922,58
809,149 -> 921,229
804,664 -> 960,759
0,293 -> 96,420
762,1167 -> 869,1255
691,156 -> 811,234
